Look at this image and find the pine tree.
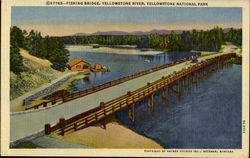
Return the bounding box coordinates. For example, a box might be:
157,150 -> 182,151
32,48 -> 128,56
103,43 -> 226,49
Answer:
10,42 -> 23,74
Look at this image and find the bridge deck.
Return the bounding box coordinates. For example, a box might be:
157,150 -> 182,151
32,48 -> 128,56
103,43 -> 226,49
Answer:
10,52 -> 233,142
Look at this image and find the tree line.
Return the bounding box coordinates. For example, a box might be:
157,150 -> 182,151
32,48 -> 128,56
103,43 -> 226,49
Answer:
61,26 -> 242,52
10,26 -> 69,74
10,26 -> 241,75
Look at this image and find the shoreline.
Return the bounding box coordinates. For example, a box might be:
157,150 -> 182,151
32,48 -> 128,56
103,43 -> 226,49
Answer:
65,44 -> 164,55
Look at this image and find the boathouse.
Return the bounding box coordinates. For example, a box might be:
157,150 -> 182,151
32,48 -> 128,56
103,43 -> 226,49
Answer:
68,57 -> 91,72
90,63 -> 106,72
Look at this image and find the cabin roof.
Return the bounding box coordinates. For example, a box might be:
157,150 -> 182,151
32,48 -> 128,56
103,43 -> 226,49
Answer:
68,57 -> 91,67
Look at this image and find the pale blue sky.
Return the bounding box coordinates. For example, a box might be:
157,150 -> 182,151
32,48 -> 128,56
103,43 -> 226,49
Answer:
11,7 -> 242,36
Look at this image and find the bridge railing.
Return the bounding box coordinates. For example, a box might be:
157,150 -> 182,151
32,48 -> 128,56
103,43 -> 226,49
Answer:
27,52 -> 232,111
45,53 -> 236,136
25,55 -> 198,111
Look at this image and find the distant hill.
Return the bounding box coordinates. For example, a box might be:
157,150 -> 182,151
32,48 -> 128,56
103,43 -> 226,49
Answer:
92,31 -> 130,35
72,33 -> 90,36
71,29 -> 187,36
223,28 -> 232,33
71,28 -> 240,36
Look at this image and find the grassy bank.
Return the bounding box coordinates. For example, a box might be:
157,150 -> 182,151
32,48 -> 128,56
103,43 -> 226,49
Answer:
10,49 -> 63,100
229,57 -> 242,65
11,141 -> 37,148
10,48 -> 72,112
24,72 -> 88,110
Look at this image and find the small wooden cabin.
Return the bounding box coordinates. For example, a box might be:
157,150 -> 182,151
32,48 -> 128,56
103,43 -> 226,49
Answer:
90,63 -> 106,72
68,57 -> 91,72
94,63 -> 103,70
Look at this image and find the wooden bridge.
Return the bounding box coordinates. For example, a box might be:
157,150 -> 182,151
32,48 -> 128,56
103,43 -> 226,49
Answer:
44,52 -> 236,136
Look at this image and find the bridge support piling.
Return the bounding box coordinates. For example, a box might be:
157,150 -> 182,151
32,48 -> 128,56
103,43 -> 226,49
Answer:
152,93 -> 155,117
174,81 -> 177,94
195,71 -> 197,89
166,85 -> 169,107
218,61 -> 220,71
200,69 -> 203,82
129,105 -> 132,119
198,70 -> 200,88
191,72 -> 193,86
206,66 -> 209,78
148,95 -> 151,108
183,76 -> 186,88
162,87 -> 165,102
132,103 -> 135,122
203,66 -> 205,77
178,79 -> 181,103
187,74 -> 189,95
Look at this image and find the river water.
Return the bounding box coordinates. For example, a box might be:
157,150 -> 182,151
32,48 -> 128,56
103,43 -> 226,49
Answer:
69,48 -> 242,149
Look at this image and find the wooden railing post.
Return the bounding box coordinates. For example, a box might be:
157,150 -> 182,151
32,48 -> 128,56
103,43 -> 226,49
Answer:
59,118 -> 65,136
43,102 -> 47,107
100,102 -> 106,129
73,122 -> 77,131
45,124 -> 51,135
63,97 -> 66,102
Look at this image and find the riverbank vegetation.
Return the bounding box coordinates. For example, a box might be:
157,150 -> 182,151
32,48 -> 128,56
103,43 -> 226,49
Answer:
10,26 -> 70,75
10,26 -> 70,100
10,49 -> 66,102
23,72 -> 87,110
229,57 -> 242,65
61,26 -> 242,52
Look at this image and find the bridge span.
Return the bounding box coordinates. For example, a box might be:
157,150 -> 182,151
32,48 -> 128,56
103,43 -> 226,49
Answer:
10,52 -> 235,143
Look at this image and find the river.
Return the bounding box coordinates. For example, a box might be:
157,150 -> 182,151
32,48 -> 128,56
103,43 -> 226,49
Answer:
68,47 -> 242,149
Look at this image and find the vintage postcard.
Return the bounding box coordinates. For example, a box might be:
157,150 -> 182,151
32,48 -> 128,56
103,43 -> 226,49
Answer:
1,0 -> 249,157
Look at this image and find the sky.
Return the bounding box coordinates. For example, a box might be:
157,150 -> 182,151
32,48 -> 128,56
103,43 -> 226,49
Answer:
11,7 -> 242,36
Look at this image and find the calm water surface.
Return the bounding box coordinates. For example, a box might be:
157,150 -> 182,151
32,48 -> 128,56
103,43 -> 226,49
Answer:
69,49 -> 241,149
